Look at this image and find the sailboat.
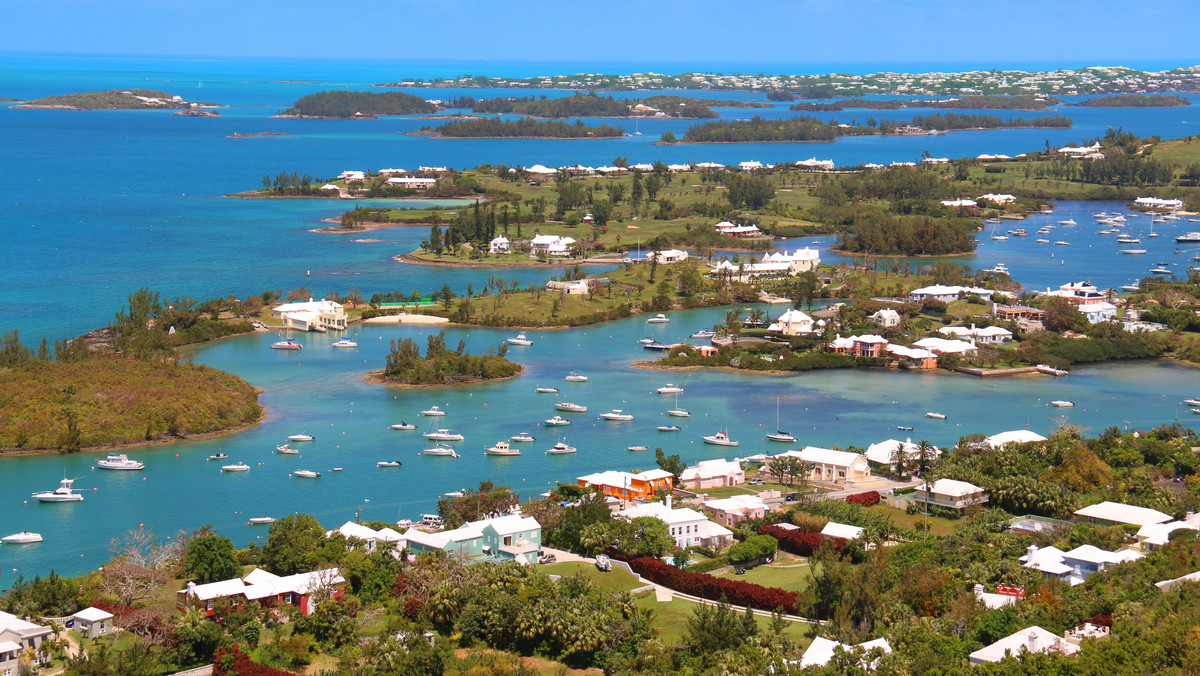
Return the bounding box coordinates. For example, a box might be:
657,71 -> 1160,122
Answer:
271,325 -> 302,350
666,391 -> 690,417
989,221 -> 1008,241
633,120 -> 642,136
765,395 -> 796,442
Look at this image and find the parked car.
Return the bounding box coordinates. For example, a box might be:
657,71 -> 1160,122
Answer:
748,478 -> 766,486
538,553 -> 557,564
595,553 -> 612,572
785,493 -> 799,502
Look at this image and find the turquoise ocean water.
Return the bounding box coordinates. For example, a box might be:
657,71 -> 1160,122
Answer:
0,54 -> 1197,584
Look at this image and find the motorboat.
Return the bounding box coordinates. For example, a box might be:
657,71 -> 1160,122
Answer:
2,532 -> 43,544
925,412 -> 947,420
600,409 -> 635,421
507,332 -> 533,346
990,235 -> 1008,241
221,462 -> 251,472
564,372 -> 589,382
656,384 -> 684,394
637,337 -> 656,345
275,444 -> 299,454
555,402 -> 588,413
897,426 -> 914,431
396,519 -> 413,529
208,453 -> 228,461
1151,267 -> 1173,274
1054,241 -> 1070,246
643,342 -> 677,351
702,431 -> 739,447
1049,400 -> 1075,408
287,433 -> 315,442
982,263 -> 1010,275
1175,232 -> 1200,243
690,329 -> 715,339
1036,364 -> 1069,376
1058,219 -> 1077,226
1008,229 -> 1027,237
1035,238 -> 1050,244
1183,398 -> 1200,407
1119,249 -> 1147,255
271,338 -> 303,350
1120,284 -> 1141,292
657,425 -> 682,431
485,441 -> 521,456
247,517 -> 276,525
766,431 -> 796,442
646,314 -> 670,323
377,460 -> 402,467
423,444 -> 459,457
510,432 -> 536,442
95,453 -> 144,470
390,422 -> 416,430
545,441 -> 577,455
330,467 -> 343,472
1192,408 -> 1200,415
420,406 -> 447,416
627,445 -> 649,452
423,428 -> 464,441
1116,236 -> 1141,244
331,338 -> 358,348
32,478 -> 84,502
293,469 -> 320,478
535,386 -> 559,393
543,415 -> 571,426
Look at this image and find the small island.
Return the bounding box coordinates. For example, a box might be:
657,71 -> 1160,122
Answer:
673,113 -> 1072,143
419,117 -> 625,139
369,331 -> 522,386
13,89 -> 211,111
276,90 -> 436,118
1066,94 -> 1191,108
790,95 -> 1060,112
459,92 -> 768,118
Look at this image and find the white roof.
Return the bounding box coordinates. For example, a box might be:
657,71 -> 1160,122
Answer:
864,438 -> 918,465
922,478 -> 983,498
618,501 -> 709,526
73,607 -> 114,622
969,626 -> 1079,663
913,337 -> 977,354
1156,568 -> 1200,591
885,344 -> 935,360
188,578 -> 246,601
985,430 -> 1047,448
1138,520 -> 1198,547
526,164 -> 557,174
940,199 -> 977,207
778,446 -> 866,468
475,513 -> 541,536
1078,301 -> 1117,313
637,469 -> 675,481
772,309 -> 812,324
0,611 -> 48,637
579,468 -> 672,487
871,308 -> 900,320
800,636 -> 892,668
272,298 -> 344,314
0,640 -> 21,653
820,522 -> 864,540
680,458 -> 743,482
1074,501 -> 1172,527
1019,545 -> 1073,576
703,494 -> 766,513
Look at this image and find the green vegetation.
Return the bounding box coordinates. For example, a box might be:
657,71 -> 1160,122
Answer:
15,89 -> 200,110
280,90 -> 436,118
791,95 -> 1059,111
423,117 -> 624,138
458,92 -> 767,118
680,112 -> 1070,143
380,330 -> 522,385
1067,94 -> 1191,107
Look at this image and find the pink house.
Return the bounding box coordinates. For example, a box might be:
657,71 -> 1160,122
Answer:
702,494 -> 769,527
680,459 -> 745,490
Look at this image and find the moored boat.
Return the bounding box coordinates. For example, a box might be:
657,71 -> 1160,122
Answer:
33,478 -> 84,502
599,409 -> 634,421
423,428 -> 464,441
275,444 -> 299,454
221,462 -> 251,472
627,445 -> 649,452
1184,398 -> 1200,407
287,433 -> 315,442
510,432 -> 536,442
208,453 -> 228,461
507,332 -> 533,346
535,386 -> 559,393
423,444 -> 459,457
377,460 -> 402,467
420,406 -> 446,416
331,338 -> 358,348
766,431 -> 796,442
690,329 -> 715,339
485,441 -> 521,456
271,338 -> 303,350
293,469 -> 321,478
2,532 -> 43,544
702,431 -> 739,447
545,441 -> 577,455
656,383 -> 684,394
247,517 -> 276,525
543,415 -> 571,426
925,412 -> 947,420
555,401 -> 588,413
564,372 -> 589,382
96,453 -> 145,470
657,425 -> 682,431
646,313 -> 670,323
1049,400 -> 1075,408
390,422 -> 416,430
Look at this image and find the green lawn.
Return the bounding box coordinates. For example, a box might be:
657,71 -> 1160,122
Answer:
539,560 -> 644,592
717,562 -> 813,593
865,503 -> 960,537
633,592 -> 813,646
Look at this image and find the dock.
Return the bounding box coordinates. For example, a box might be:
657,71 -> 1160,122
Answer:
957,366 -> 1042,377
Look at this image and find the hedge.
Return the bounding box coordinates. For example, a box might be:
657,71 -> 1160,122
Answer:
213,645 -> 297,676
609,551 -> 798,613
846,491 -> 881,507
760,525 -> 845,557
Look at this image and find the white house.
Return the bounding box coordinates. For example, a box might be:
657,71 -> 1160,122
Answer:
870,308 -> 901,328
271,298 -> 347,332
1136,521 -> 1198,551
649,249 -> 689,264
978,193 -> 1017,204
738,161 -> 764,171
1078,301 -> 1118,323
864,438 -> 943,468
796,157 -> 835,170
618,498 -> 733,549
702,494 -> 769,526
797,636 -> 892,669
529,234 -> 576,257
774,447 -> 875,486
713,221 -> 763,238
488,236 -> 510,254
968,626 -> 1080,665
1020,544 -> 1143,585
820,521 -> 864,540
337,170 -> 365,181
914,478 -> 988,512
525,164 -> 557,175
908,284 -> 997,303
912,337 -> 978,357
385,177 -> 437,189
1042,281 -> 1105,305
0,611 -> 52,670
714,249 -> 819,279
1074,501 -> 1173,528
1135,196 -> 1183,210
767,309 -> 816,336
327,521 -> 405,555
679,458 -> 745,490
984,430 -> 1048,448
71,607 -> 114,639
938,324 -> 1012,344
940,198 -> 977,208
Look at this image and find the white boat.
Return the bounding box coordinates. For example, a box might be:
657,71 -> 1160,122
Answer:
1116,236 -> 1141,244
485,441 -> 521,456
420,406 -> 447,416
564,372 -> 589,382
377,460 -> 402,467
543,415 -> 571,426
1035,238 -> 1050,243
702,431 -> 739,447
331,338 -> 358,348
424,444 -> 459,457
766,396 -> 794,442
275,444 -> 299,454
32,478 -> 84,502
1164,214 -> 1181,221
1120,284 -> 1140,292
1054,241 -> 1070,246
1049,400 -> 1075,408
293,469 -> 321,478
221,462 -> 251,472
982,263 -> 1009,275
600,409 -> 635,421
390,422 -> 416,430
1111,215 -> 1127,222
330,467 -> 343,472
646,313 -> 670,323
897,425 -> 914,431
1058,219 -> 1077,226
656,384 -> 684,394
690,329 -> 715,339
1036,364 -> 1069,376
637,337 -> 656,345
667,408 -> 691,418
925,412 -> 947,420
247,517 -> 276,525
423,428 -> 464,441
287,433 -> 315,442
991,235 -> 1009,241
2,532 -> 43,544
95,453 -> 144,470
1183,398 -> 1200,407
1119,249 -> 1147,255
507,332 -> 533,346
1175,232 -> 1200,243
555,402 -> 588,413
545,441 -> 577,455
1191,408 -> 1200,415
535,386 -> 559,393
510,432 -> 536,442
657,425 -> 682,431
1151,267 -> 1173,274
271,338 -> 303,350
627,445 -> 649,452
208,453 -> 228,461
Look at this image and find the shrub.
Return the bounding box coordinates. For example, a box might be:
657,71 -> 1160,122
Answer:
726,535 -> 778,565
609,551 -> 798,613
213,644 -> 298,676
760,525 -> 845,557
846,491 -> 881,507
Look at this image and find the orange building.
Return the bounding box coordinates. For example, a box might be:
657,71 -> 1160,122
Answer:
578,469 -> 674,501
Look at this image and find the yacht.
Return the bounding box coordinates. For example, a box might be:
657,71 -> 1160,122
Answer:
543,415 -> 571,426
1151,267 -> 1173,274
247,517 -> 276,525
423,444 -> 459,457
702,431 -> 739,447
221,462 -> 251,472
657,424 -> 682,431
1183,398 -> 1200,407
1008,229 -> 1027,237
485,440 -> 521,456
1058,219 -> 1077,226
637,337 -> 656,345
287,433 -> 315,442
690,329 -> 715,339
627,445 -> 649,452
207,452 -> 228,461
32,478 -> 84,502
270,338 -> 303,350
564,372 -> 589,382
1049,400 -> 1075,408
1111,215 -> 1127,222
656,383 -> 684,394
293,469 -> 321,479
925,412 -> 947,420
377,460 -> 402,467
1120,284 -> 1141,292
1035,238 -> 1051,244
507,332 -> 533,346
2,532 -> 43,544
423,428 -> 464,441
545,441 -> 577,455
982,263 -> 1009,275
1119,249 -> 1147,255
510,432 -> 536,442
555,401 -> 588,413
95,453 -> 144,470
275,444 -> 299,454
390,422 -> 416,430
1175,232 -> 1200,243
1116,236 -> 1141,244
1164,214 -> 1181,221
420,406 -> 447,416
1054,241 -> 1071,246
643,342 -> 675,351
331,338 -> 358,348
646,313 -> 670,323
599,409 -> 635,421
535,386 -> 559,393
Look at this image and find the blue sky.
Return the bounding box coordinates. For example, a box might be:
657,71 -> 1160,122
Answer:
4,0 -> 1199,68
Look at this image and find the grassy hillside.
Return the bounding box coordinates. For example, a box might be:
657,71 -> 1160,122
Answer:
17,89 -> 196,110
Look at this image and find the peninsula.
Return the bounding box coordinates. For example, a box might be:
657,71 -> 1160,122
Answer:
673,113 -> 1072,144
419,117 -> 625,139
13,89 -> 212,111
458,92 -> 769,118
1066,94 -> 1191,108
276,89 -> 436,118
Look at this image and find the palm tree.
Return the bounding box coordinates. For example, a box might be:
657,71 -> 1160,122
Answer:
889,442 -> 912,477
915,439 -> 938,475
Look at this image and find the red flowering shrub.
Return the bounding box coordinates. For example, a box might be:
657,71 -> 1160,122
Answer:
846,491 -> 881,507
609,551 -> 798,612
760,525 -> 846,557
213,644 -> 298,676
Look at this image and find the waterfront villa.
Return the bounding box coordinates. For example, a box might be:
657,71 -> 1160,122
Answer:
984,430 -> 1048,449
713,221 -> 763,238
968,626 -> 1080,665
385,176 -> 437,189
679,458 -> 745,490
1078,301 -> 1118,323
271,298 -> 348,332
978,193 -> 1017,205
1135,196 -> 1184,210
907,284 -> 998,303
829,334 -> 888,357
327,521 -> 405,555
529,234 -> 576,257
870,308 -> 901,328
884,344 -> 938,369
938,324 -> 1013,344
488,236 -> 510,254
913,478 -> 988,513
796,157 -> 835,170
1020,544 -> 1144,586
767,309 -> 816,336
912,337 -> 978,358
773,447 -> 876,486
0,611 -> 52,671
702,494 -> 769,527
179,568 -> 346,617
404,514 -> 542,564
1041,281 -> 1106,305
940,199 -> 977,208
577,469 -> 674,501
648,249 -> 689,263
618,497 -> 733,549
1073,501 -> 1173,528
864,438 -> 942,468
337,170 -> 365,181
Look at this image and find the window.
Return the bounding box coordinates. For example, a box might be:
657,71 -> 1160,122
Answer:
503,535 -> 512,546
